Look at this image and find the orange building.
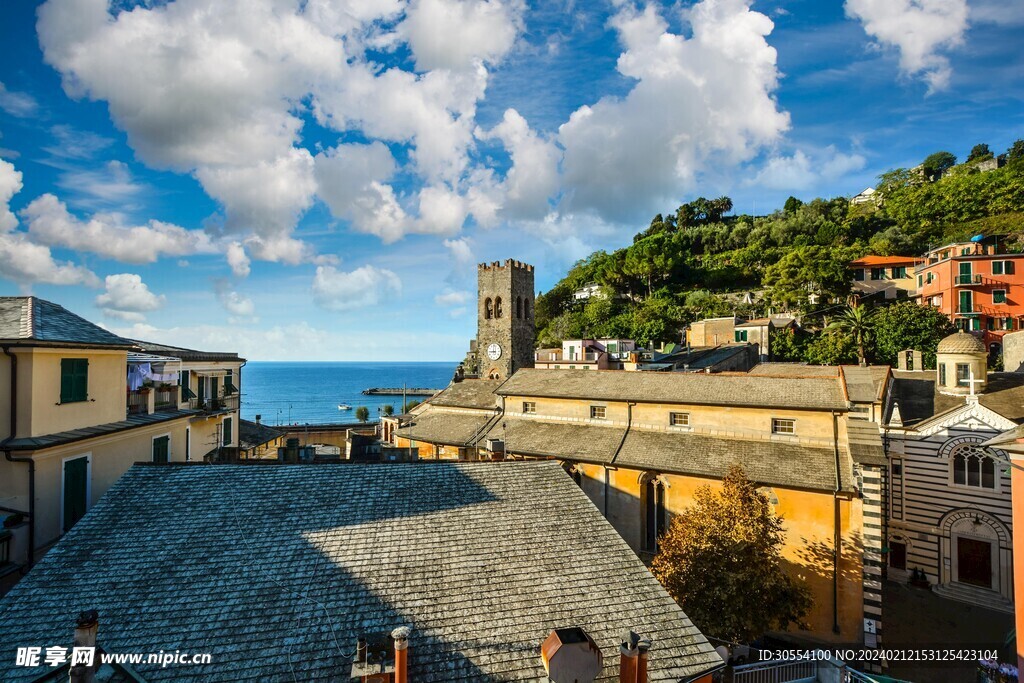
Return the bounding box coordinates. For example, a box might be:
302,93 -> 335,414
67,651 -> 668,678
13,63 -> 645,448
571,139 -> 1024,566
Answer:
849,255 -> 923,300
916,241 -> 1024,353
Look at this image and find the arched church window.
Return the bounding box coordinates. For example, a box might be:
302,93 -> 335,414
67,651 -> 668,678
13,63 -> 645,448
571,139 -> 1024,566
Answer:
641,474 -> 667,552
495,297 -> 503,318
524,297 -> 531,319
951,443 -> 996,489
516,296 -> 522,319
484,298 -> 493,319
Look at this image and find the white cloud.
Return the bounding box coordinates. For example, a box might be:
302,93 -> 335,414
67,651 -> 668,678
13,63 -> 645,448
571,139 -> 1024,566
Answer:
95,273 -> 166,321
56,160 -> 145,207
845,0 -> 968,92
444,237 -> 475,265
226,241 -> 251,278
21,194 -> 218,263
0,157 -> 23,232
0,233 -> 100,288
43,125 -> 114,160
557,0 -> 790,222
435,290 -> 471,306
479,108 -> 560,220
750,146 -> 867,191
400,0 -> 525,71
312,264 -> 402,311
214,279 -> 256,318
244,235 -> 337,267
314,142 -> 410,243
0,82 -> 38,118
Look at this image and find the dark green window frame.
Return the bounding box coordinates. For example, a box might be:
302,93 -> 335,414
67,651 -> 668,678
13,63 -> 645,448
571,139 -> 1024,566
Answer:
222,417 -> 233,446
993,289 -> 1007,304
60,358 -> 89,403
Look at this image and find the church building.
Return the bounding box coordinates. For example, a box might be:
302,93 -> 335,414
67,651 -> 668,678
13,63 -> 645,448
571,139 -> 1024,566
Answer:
882,331 -> 1024,612
460,260 -> 535,381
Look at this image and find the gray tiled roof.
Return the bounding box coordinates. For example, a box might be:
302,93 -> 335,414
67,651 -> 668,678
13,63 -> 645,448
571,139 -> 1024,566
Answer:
3,409 -> 199,451
427,379 -> 502,410
0,462 -> 723,682
395,410 -> 498,446
497,369 -> 849,410
0,297 -> 134,348
130,339 -> 243,363
237,419 -> 283,450
886,371 -> 1024,427
489,418 -> 853,493
845,421 -> 887,466
840,366 -> 890,404
747,363 -> 839,377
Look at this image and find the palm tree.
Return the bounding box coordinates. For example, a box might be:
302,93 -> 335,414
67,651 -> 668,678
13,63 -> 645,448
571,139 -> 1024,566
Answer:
829,303 -> 875,366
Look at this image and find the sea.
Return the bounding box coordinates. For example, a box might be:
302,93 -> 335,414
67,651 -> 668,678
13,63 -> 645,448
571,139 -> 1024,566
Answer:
240,361 -> 457,426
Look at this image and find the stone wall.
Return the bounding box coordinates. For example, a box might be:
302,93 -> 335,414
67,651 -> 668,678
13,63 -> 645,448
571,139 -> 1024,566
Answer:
1005,330 -> 1024,373
474,260 -> 535,380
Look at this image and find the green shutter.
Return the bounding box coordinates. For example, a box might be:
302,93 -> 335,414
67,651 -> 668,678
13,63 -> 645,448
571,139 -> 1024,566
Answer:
223,417 -> 232,446
153,435 -> 169,463
63,456 -> 88,532
60,359 -> 88,403
1007,261 -> 1016,275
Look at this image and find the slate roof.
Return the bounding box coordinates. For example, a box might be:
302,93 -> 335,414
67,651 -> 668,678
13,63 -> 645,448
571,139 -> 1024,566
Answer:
130,339 -> 244,363
487,418 -> 853,493
0,297 -> 135,348
0,462 -> 723,682
845,421 -> 887,466
748,363 -> 839,377
395,410 -> 498,446
237,419 -> 284,451
497,369 -> 849,411
425,379 -> 502,410
885,371 -> 1024,427
840,366 -> 890,404
3,410 -> 199,451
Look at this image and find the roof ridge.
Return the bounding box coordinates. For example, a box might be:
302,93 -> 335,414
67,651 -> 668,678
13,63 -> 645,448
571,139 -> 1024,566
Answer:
23,296 -> 35,339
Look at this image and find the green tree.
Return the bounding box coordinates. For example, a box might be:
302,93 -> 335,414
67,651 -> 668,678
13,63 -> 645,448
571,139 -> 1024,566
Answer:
804,330 -> 858,366
921,151 -> 956,179
762,245 -> 858,310
382,404 -> 394,417
651,466 -> 812,643
828,303 -> 875,365
355,406 -> 370,423
404,400 -> 421,412
1008,139 -> 1024,165
968,143 -> 993,163
783,196 -> 803,214
870,300 -> 957,368
769,327 -> 810,362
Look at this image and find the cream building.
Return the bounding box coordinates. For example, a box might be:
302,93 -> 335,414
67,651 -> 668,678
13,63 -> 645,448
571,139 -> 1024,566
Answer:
0,297 -> 242,574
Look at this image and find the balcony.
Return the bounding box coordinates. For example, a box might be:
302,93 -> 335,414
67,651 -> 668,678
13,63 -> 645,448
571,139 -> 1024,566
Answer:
954,274 -> 983,286
189,394 -> 239,413
127,385 -> 181,416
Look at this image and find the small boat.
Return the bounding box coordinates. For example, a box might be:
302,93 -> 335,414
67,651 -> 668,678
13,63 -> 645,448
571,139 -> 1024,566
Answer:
338,404 -> 352,411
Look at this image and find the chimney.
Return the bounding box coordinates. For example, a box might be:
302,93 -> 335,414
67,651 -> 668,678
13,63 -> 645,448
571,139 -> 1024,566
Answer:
255,414 -> 261,425
541,627 -> 603,683
620,630 -> 650,683
70,610 -> 99,683
392,626 -> 410,683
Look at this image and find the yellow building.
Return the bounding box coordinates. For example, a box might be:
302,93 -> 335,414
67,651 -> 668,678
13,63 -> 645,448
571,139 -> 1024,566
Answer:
395,368 -> 886,648
0,297 -> 242,573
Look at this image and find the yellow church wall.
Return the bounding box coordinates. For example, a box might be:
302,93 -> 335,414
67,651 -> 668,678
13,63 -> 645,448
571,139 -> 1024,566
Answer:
570,461 -> 863,644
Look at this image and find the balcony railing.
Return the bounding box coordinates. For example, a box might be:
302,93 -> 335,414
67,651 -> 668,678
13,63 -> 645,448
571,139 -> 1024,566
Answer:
128,386 -> 182,415
954,274 -> 983,285
154,386 -> 179,410
189,394 -> 239,413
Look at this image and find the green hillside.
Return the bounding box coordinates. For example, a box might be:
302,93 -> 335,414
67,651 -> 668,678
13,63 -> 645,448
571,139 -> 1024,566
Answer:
535,141 -> 1024,350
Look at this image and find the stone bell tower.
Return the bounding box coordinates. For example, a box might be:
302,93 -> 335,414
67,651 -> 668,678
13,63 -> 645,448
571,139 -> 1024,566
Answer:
462,260 -> 535,380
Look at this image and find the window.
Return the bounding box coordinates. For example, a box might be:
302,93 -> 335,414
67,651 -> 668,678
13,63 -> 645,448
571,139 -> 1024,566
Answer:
772,418 -> 795,435
854,268 -> 865,282
224,369 -> 238,395
951,443 -> 995,489
222,417 -> 232,446
892,461 -> 903,476
870,267 -> 885,281
152,435 -> 169,463
956,363 -> 971,386
889,541 -> 907,571
590,405 -> 606,420
1003,317 -> 1014,331
60,358 -> 89,403
516,296 -> 522,319
524,298 -> 531,319
993,261 -> 1015,275
892,266 -> 907,278
734,330 -> 748,342
669,412 -> 690,427
608,342 -> 618,354
917,274 -> 923,288
927,272 -> 934,284
939,364 -> 947,385
484,298 -> 493,319
523,401 -> 536,414
642,476 -> 666,552
959,290 -> 972,313
494,297 -> 503,318
987,317 -> 996,331
994,289 -> 1007,304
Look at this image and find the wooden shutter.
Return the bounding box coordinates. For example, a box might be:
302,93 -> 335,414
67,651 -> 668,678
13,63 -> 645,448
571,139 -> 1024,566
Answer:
60,359 -> 88,403
223,417 -> 232,446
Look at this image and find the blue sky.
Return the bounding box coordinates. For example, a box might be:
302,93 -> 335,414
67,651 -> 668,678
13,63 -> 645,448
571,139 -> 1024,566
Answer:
0,0 -> 1021,360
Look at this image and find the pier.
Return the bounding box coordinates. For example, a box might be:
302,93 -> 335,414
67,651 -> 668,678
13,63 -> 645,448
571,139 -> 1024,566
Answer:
362,387 -> 440,396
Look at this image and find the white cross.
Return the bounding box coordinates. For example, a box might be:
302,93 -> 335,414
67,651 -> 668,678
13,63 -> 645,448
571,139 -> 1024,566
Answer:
966,368 -> 985,396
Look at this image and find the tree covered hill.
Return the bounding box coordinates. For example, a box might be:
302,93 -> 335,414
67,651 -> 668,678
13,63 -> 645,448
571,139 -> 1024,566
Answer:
535,140 -> 1024,348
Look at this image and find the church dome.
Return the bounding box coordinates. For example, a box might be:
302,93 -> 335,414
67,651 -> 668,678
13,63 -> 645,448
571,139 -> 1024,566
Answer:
937,331 -> 986,355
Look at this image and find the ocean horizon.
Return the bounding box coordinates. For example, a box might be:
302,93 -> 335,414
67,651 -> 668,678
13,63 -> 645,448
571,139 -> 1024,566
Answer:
240,360 -> 457,426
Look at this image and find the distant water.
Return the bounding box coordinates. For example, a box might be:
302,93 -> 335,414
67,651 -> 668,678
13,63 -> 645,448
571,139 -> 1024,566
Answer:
240,361 -> 456,426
